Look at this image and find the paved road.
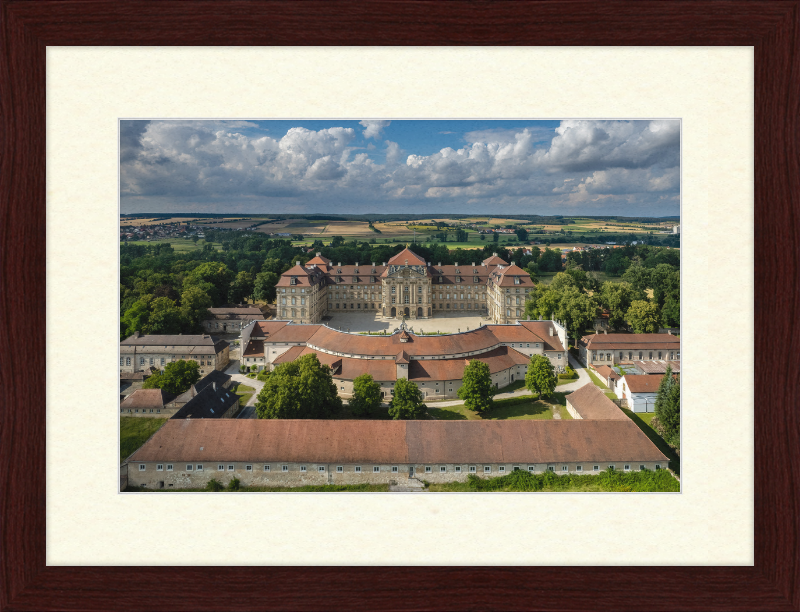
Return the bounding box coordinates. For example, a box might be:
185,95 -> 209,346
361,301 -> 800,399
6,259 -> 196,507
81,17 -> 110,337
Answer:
225,360 -> 264,419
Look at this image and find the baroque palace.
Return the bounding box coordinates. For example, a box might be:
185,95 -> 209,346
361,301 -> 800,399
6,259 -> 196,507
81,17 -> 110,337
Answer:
276,247 -> 534,324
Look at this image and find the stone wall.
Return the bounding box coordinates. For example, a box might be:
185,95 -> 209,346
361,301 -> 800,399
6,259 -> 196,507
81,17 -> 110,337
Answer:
126,460 -> 669,490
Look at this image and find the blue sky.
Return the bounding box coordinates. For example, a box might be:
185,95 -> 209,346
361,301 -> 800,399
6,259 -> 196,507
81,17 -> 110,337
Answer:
120,119 -> 680,217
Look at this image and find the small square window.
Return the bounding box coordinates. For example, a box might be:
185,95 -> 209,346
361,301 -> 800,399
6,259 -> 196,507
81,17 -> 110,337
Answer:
655,464 -> 661,470
548,466 -> 554,472
513,466 -> 520,471
608,465 -> 615,471
593,465 -> 599,471
624,465 -> 630,471
562,465 -> 568,472
282,465 -> 288,472
319,466 -> 325,472
440,466 -> 446,473
196,464 -> 203,471
527,466 -> 534,472
264,465 -> 270,472
218,464 -> 224,471
425,466 -> 432,473
227,465 -> 234,471
156,464 -> 163,471
392,466 -> 398,473
336,466 -> 343,473
355,466 -> 361,473
186,465 -> 193,471
576,465 -> 583,472
469,466 -> 476,473
639,465 -> 646,471
484,466 -> 491,473
246,465 -> 252,471
166,464 -> 173,471
300,466 -> 307,472
499,466 -> 505,473
455,466 -> 461,473
370,466 -> 378,473
139,464 -> 146,471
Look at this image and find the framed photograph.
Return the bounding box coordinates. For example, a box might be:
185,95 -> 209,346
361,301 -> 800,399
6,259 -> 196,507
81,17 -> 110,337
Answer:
3,2 -> 797,610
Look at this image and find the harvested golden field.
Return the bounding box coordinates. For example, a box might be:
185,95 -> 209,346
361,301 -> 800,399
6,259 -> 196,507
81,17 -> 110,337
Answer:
320,221 -> 375,236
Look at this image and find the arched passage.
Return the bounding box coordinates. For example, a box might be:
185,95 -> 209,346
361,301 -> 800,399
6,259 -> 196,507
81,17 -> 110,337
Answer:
390,307 -> 396,317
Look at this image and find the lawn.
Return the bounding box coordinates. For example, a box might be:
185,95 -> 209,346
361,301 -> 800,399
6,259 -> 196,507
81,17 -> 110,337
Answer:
122,238 -> 223,252
427,469 -> 679,492
621,408 -> 680,476
585,368 -> 609,389
428,393 -> 569,421
120,417 -> 168,463
233,383 -> 255,407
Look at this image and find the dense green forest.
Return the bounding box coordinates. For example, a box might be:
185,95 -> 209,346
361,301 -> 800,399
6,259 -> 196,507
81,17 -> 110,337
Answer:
120,230 -> 679,340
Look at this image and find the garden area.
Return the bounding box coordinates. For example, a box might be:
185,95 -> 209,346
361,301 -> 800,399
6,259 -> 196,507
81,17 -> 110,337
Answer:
233,383 -> 255,407
428,392 -> 573,421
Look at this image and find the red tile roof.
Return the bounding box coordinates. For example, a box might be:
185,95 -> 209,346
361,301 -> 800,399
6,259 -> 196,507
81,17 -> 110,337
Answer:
482,254 -> 509,266
580,333 -> 680,350
242,340 -> 265,357
565,384 -> 627,420
274,347 -> 398,381
387,248 -> 427,266
407,346 -> 528,382
120,388 -> 174,409
129,419 -> 668,464
250,321 -> 290,338
623,375 -> 661,393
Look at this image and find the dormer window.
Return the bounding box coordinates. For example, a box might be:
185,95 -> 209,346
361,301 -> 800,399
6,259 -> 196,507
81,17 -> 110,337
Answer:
455,268 -> 460,274
290,277 -> 297,285
514,277 -> 520,284
354,269 -> 358,274
371,268 -> 376,273
474,277 -> 479,283
337,269 -> 341,274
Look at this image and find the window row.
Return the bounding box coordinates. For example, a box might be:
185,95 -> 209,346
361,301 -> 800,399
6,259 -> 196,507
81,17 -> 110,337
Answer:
120,356 -> 213,367
138,463 -> 661,473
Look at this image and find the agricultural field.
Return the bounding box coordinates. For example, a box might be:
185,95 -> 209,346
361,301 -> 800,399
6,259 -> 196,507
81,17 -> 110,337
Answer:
123,238 -> 223,252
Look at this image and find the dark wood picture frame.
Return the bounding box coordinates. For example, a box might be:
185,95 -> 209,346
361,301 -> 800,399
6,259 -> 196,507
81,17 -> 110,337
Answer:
1,1 -> 798,610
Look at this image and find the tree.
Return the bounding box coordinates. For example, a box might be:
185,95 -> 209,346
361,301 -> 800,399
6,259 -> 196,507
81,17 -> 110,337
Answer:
524,355 -> 557,399
626,300 -> 660,333
555,286 -> 597,347
228,271 -> 255,303
184,261 -> 235,306
330,235 -> 345,247
388,378 -> 427,420
599,282 -> 635,330
160,360 -> 201,394
261,258 -> 283,275
120,296 -> 152,339
180,286 -> 212,331
661,294 -> 680,328
650,264 -> 679,308
255,353 -> 342,419
515,227 -> 529,242
492,232 -> 499,243
145,297 -> 183,335
654,367 -> 680,448
142,369 -> 164,389
253,271 -> 278,303
621,261 -> 651,293
457,360 -> 495,413
480,234 -> 486,241
191,235 -> 199,244
349,374 -> 382,417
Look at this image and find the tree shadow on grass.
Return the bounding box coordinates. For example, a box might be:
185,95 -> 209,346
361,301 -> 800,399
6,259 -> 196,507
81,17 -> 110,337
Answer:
487,399 -> 552,420
622,408 -> 681,477
427,407 -> 469,420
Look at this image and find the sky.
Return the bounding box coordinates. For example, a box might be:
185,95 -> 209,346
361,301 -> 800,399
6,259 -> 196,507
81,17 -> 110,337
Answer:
119,119 -> 680,217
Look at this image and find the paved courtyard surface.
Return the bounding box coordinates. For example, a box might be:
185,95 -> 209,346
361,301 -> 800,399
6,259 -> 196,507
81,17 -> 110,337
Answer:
323,312 -> 490,334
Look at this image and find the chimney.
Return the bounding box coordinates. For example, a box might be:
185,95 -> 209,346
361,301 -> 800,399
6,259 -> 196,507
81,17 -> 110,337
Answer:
316,252 -> 321,257
667,329 -> 672,335
355,262 -> 359,267
549,327 -> 554,337
454,262 -> 458,267
493,252 -> 498,256
296,261 -> 300,266
603,329 -> 607,334
438,262 -> 442,267
382,262 -> 386,266
338,262 -> 341,267
212,382 -> 216,392
471,262 -> 475,267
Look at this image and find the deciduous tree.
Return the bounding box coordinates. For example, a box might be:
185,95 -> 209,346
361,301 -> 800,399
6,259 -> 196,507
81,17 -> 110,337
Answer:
145,297 -> 183,335
349,373 -> 382,417
626,300 -> 660,333
388,378 -> 427,420
255,353 -> 342,419
143,360 -> 201,395
599,282 -> 635,330
253,271 -> 278,303
654,367 -> 680,448
457,360 -> 495,413
525,354 -> 557,399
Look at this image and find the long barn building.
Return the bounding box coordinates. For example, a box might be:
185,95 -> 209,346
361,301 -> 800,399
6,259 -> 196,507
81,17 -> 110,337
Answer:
126,418 -> 670,489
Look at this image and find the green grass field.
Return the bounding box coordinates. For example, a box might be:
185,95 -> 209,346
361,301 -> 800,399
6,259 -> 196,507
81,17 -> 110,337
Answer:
120,417 -> 168,463
585,368 -> 609,389
428,468 -> 679,492
428,392 -> 569,421
234,383 -> 255,407
122,238 -> 223,252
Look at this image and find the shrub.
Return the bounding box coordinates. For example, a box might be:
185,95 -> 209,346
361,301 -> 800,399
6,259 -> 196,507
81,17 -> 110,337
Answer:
239,365 -> 246,373
204,479 -> 224,492
226,477 -> 241,491
558,366 -> 578,380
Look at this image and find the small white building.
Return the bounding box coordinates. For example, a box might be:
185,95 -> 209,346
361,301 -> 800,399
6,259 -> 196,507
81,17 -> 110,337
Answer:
617,374 -> 659,413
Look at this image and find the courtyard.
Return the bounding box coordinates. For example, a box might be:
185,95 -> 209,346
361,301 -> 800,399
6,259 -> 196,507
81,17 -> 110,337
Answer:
321,311 -> 490,334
